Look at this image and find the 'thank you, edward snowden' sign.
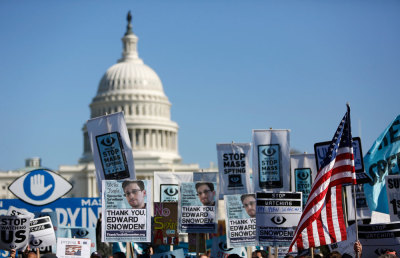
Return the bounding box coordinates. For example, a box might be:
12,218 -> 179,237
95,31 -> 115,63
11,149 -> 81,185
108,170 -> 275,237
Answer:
8,169 -> 72,206
87,112 -> 136,193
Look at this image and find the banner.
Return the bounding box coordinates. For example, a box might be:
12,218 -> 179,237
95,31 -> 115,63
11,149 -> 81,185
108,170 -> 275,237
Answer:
217,143 -> 252,198
290,154 -> 317,207
0,198 -> 101,228
179,182 -> 217,233
252,129 -> 290,192
256,192 -> 302,246
209,235 -> 247,258
56,237 -> 91,258
153,172 -> 193,202
0,215 -> 30,250
102,179 -> 152,242
345,184 -> 371,221
224,194 -> 256,248
29,216 -> 56,250
358,222 -> 400,257
153,202 -> 179,245
386,175 -> 400,222
87,112 -> 136,193
364,115 -> 400,213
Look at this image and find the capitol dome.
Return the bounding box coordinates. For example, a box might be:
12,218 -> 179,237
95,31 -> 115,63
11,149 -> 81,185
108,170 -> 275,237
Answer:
80,12 -> 182,165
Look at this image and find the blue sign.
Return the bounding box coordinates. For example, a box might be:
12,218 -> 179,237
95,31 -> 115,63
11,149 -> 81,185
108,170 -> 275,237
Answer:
0,198 -> 101,228
8,169 -> 72,206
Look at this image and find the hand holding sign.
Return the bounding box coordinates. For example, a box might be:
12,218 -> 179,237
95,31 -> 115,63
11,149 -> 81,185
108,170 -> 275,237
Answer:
31,174 -> 53,196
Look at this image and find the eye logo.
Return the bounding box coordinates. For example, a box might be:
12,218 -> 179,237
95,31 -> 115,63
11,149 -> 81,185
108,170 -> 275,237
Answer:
218,242 -> 233,251
375,249 -> 387,256
164,188 -> 178,197
262,147 -> 276,157
8,169 -> 73,206
74,228 -> 89,237
30,239 -> 43,247
230,177 -> 240,183
297,171 -> 309,180
101,136 -> 116,147
9,244 -> 17,249
271,216 -> 286,225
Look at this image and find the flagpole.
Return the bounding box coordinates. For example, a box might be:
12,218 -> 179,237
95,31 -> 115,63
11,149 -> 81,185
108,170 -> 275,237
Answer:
352,184 -> 360,258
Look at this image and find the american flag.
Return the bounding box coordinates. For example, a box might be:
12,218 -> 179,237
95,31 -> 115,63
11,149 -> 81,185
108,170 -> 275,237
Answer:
289,105 -> 356,252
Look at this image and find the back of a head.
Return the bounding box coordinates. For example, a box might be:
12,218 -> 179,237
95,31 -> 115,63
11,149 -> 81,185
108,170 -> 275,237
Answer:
227,254 -> 242,258
91,251 -> 103,258
327,251 -> 342,258
113,252 -> 126,258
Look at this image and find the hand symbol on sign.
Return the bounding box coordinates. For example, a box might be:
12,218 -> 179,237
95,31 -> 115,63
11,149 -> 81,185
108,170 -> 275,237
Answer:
30,174 -> 53,196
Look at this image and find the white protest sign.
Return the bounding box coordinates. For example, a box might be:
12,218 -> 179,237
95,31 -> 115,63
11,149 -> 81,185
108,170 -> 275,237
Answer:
217,143 -> 252,199
290,154 -> 317,207
7,206 -> 34,220
87,112 -> 135,193
29,216 -> 56,250
345,184 -> 371,221
252,129 -> 291,192
102,179 -> 151,242
56,237 -> 91,258
0,216 -> 30,250
179,182 -> 218,233
256,192 -> 302,246
153,172 -> 193,202
224,194 -> 256,248
329,223 -> 357,257
358,222 -> 400,258
386,175 -> 400,222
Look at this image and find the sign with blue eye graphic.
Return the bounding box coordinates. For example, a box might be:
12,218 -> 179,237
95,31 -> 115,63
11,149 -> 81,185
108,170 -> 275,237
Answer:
314,137 -> 370,184
160,184 -> 179,202
8,169 -> 72,206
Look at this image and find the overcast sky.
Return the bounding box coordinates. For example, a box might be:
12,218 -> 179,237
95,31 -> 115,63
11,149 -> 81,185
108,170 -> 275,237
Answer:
1,0 -> 399,171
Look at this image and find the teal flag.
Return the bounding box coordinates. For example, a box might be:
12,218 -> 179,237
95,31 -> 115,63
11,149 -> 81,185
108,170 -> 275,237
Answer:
364,115 -> 400,214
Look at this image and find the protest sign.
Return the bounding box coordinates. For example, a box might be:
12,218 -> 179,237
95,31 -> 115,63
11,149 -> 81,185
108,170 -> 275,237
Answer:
102,179 -> 151,242
0,215 -> 30,250
57,227 -> 97,254
153,202 -> 179,245
0,198 -> 101,228
329,224 -> 357,257
386,175 -> 400,222
154,172 -> 193,202
314,137 -> 369,184
256,192 -> 302,246
364,115 -> 400,214
358,222 -> 400,258
345,184 -> 371,221
151,248 -> 185,258
217,143 -> 252,199
29,216 -> 56,250
179,182 -> 217,233
87,112 -> 136,193
224,194 -> 256,248
7,206 -> 34,220
56,237 -> 91,258
210,235 -> 247,258
290,154 -> 317,207
252,129 -> 291,192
